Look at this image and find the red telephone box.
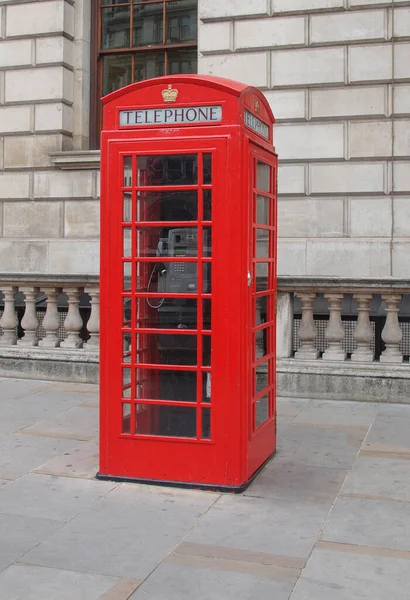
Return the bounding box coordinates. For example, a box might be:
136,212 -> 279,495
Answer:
99,75 -> 278,492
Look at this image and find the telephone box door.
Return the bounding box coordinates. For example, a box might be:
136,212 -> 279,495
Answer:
100,136 -> 231,485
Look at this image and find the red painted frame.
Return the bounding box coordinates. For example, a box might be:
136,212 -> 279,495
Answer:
99,75 -> 278,491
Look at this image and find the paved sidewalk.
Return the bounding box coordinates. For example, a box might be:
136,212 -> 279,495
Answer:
0,377 -> 410,599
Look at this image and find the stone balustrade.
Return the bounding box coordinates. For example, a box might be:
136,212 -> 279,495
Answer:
277,277 -> 410,365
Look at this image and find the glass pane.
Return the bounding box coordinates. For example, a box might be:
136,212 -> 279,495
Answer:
256,263 -> 269,291
202,372 -> 211,402
123,227 -> 132,257
203,190 -> 212,221
203,299 -> 211,330
123,297 -> 132,327
135,297 -> 197,329
102,54 -> 132,95
202,335 -> 211,366
123,368 -> 132,398
123,332 -> 132,363
136,368 -> 196,402
122,403 -> 131,434
256,362 -> 269,394
257,161 -> 270,193
136,261 -> 198,295
203,262 -> 211,293
256,229 -> 269,259
123,157 -> 132,187
123,262 -> 132,291
256,395 -> 269,428
135,332 -> 197,365
102,0 -> 128,4
123,192 -> 132,221
134,51 -> 165,81
203,228 -> 212,257
203,153 -> 212,185
135,226 -> 198,258
256,195 -> 269,225
202,407 -> 211,439
136,190 -> 197,221
167,48 -> 197,75
133,3 -> 163,46
135,404 -> 196,438
101,6 -> 130,50
166,0 -> 197,43
137,154 -> 197,186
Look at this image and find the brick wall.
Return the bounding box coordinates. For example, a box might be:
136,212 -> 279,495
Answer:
198,0 -> 410,278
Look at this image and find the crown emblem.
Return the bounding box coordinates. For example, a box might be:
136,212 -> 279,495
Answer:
162,84 -> 179,103
255,100 -> 260,114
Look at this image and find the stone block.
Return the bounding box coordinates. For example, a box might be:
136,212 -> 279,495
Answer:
4,135 -> 70,168
349,44 -> 392,82
35,103 -> 73,133
3,202 -> 61,238
311,10 -> 387,45
36,36 -> 74,66
199,22 -> 232,53
199,0 -> 269,20
277,240 -> 307,275
310,163 -> 385,195
276,292 -> 293,359
278,198 -> 344,237
349,197 -> 392,237
349,121 -> 392,158
349,0 -> 394,5
310,86 -> 387,119
277,165 -> 305,195
48,240 -> 99,273
235,16 -> 306,50
0,240 -> 48,272
199,52 -> 269,88
306,239 -> 391,277
394,43 -> 410,80
394,7 -> 410,38
0,172 -> 30,199
275,123 -> 344,160
264,90 -> 306,120
5,67 -> 74,103
394,84 -> 410,115
64,201 -> 99,238
393,162 -> 410,193
272,0 -> 344,11
393,120 -> 410,157
0,106 -> 32,134
6,0 -> 74,38
393,198 -> 410,236
272,47 -> 345,87
0,39 -> 31,68
392,242 -> 410,277
34,171 -> 93,199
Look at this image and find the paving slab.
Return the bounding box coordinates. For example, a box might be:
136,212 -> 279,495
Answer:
276,398 -> 311,418
0,513 -> 63,572
47,381 -> 99,394
0,378 -> 52,401
363,414 -> 410,452
0,479 -> 9,489
0,473 -> 116,522
292,399 -> 378,427
0,564 -> 125,600
21,484 -> 218,579
129,554 -> 298,600
0,434 -> 87,480
246,461 -> 347,505
341,455 -> 410,502
290,547 -> 410,600
322,496 -> 410,552
34,438 -> 99,479
21,406 -> 99,441
185,493 -> 330,559
376,403 -> 410,419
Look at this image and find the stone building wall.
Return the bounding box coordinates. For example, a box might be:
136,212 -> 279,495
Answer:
198,0 -> 410,278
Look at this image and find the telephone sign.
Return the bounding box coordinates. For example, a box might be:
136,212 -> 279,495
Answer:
99,75 -> 278,492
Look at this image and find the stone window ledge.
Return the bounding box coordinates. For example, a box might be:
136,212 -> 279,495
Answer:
50,151 -> 101,170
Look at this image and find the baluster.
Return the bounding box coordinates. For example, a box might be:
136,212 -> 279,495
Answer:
38,288 -> 61,348
380,294 -> 403,364
0,286 -> 18,345
323,293 -> 346,361
351,294 -> 374,363
17,287 -> 40,347
84,287 -> 100,349
295,293 -> 319,360
60,287 -> 83,349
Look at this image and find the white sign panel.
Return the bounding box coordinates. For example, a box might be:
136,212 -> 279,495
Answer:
120,105 -> 223,127
244,110 -> 270,139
